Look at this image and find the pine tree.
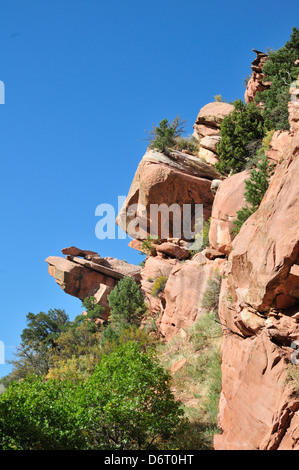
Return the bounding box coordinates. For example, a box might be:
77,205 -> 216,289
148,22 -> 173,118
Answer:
215,99 -> 265,175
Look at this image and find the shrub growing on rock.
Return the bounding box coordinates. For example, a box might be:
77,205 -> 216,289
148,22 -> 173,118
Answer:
215,99 -> 265,175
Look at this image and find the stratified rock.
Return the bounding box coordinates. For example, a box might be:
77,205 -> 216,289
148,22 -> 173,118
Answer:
198,147 -> 219,165
200,135 -> 221,153
244,49 -> 270,104
156,242 -> 190,260
116,149 -> 221,241
46,250 -> 142,317
265,130 -> 293,164
193,102 -> 234,140
209,170 -> 249,255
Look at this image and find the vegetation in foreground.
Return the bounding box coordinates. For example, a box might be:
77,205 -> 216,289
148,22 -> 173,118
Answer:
0,273 -> 223,450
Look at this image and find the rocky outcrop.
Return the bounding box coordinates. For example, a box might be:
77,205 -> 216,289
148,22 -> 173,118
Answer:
244,49 -> 270,104
194,102 -> 234,141
140,256 -> 178,315
157,252 -> 226,340
116,148 -> 221,241
46,248 -> 142,318
215,120 -> 299,449
194,102 -> 234,165
209,170 -> 249,255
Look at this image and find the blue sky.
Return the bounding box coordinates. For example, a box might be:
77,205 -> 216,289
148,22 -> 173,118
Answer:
0,0 -> 298,377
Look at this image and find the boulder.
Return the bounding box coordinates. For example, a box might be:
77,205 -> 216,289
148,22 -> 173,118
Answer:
193,102 -> 234,141
200,135 -> 221,153
209,170 -> 249,255
289,79 -> 299,133
156,242 -> 190,260
116,149 -> 220,241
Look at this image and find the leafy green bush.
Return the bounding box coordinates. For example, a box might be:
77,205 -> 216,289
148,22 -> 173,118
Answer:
73,296 -> 105,333
255,27 -> 299,131
0,342 -> 185,450
215,99 -> 265,175
151,275 -> 168,298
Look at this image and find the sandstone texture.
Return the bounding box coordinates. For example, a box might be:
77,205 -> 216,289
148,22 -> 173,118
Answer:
116,148 -> 221,241
193,102 -> 235,140
157,252 -> 226,340
46,247 -> 142,318
194,102 -> 234,166
215,122 -> 299,449
209,170 -> 249,255
244,49 -> 270,104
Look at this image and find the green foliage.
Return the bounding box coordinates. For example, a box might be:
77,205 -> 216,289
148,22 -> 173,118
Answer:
7,309 -> 70,381
233,153 -> 274,235
215,99 -> 265,175
0,342 -> 184,450
81,342 -> 184,449
146,116 -> 187,153
108,276 -> 147,326
0,376 -> 83,450
201,270 -> 222,313
151,275 -> 168,298
21,309 -> 70,350
73,296 -> 105,333
255,27 -> 299,131
157,312 -> 222,449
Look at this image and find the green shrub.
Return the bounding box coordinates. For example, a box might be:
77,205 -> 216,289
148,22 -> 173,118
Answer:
215,99 -> 265,175
151,275 -> 168,298
0,342 -> 184,450
108,276 -> 147,326
146,116 -> 187,153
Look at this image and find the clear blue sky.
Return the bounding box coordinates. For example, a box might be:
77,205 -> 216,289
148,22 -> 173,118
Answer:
0,0 -> 298,377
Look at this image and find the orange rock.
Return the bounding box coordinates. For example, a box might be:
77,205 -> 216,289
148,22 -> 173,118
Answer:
209,170 -> 249,255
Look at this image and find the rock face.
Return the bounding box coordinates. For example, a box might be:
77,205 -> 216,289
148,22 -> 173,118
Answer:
244,49 -> 270,104
194,102 -> 235,140
215,124 -> 299,450
157,252 -> 226,340
46,248 -> 142,318
140,256 -> 178,315
209,170 -> 249,255
116,148 -> 221,241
